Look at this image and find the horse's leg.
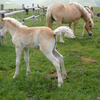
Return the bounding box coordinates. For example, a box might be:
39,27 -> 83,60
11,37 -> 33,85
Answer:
73,20 -> 79,34
82,22 -> 85,36
57,20 -> 64,43
40,47 -> 63,87
53,49 -> 67,79
13,48 -> 22,78
24,50 -> 30,76
69,23 -> 72,28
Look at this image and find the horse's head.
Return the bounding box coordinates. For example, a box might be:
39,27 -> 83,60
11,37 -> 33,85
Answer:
84,20 -> 93,36
0,17 -> 8,38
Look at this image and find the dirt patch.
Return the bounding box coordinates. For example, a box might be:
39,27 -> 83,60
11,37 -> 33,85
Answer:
97,97 -> 100,100
69,51 -> 80,55
49,70 -> 58,80
81,56 -> 97,64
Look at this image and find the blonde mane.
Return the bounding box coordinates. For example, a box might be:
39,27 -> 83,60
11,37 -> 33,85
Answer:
85,7 -> 91,13
70,2 -> 94,27
4,17 -> 25,28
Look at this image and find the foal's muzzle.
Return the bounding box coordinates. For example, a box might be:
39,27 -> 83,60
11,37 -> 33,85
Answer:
88,31 -> 92,36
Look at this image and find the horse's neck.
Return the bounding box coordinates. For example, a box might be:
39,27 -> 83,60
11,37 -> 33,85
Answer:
81,9 -> 90,22
82,15 -> 88,22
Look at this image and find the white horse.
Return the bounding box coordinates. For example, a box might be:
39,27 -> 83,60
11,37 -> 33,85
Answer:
0,17 -> 75,87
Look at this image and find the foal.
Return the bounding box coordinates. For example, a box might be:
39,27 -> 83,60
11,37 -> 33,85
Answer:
0,17 -> 75,87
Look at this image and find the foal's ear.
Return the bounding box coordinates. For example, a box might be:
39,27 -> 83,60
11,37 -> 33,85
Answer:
0,17 -> 4,22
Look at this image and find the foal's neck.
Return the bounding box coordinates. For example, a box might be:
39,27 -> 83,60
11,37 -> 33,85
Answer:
7,21 -> 21,36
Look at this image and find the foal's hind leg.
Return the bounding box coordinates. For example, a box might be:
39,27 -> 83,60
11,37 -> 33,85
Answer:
13,48 -> 22,78
40,48 -> 63,87
24,50 -> 30,76
53,49 -> 67,79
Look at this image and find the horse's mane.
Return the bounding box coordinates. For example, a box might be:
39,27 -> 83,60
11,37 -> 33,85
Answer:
70,2 -> 94,27
85,7 -> 91,13
4,17 -> 25,28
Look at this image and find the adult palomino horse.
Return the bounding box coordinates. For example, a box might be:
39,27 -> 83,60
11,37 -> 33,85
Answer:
0,17 -> 75,87
82,7 -> 94,36
46,2 -> 94,43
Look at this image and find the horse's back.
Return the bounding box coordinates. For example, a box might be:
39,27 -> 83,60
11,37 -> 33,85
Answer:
46,3 -> 66,28
46,3 -> 82,25
47,3 -> 65,18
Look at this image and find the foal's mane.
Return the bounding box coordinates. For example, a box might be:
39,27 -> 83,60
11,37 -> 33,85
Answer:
4,17 -> 24,28
70,2 -> 94,27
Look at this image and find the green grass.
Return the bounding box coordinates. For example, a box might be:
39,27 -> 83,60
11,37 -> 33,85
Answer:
0,8 -> 100,100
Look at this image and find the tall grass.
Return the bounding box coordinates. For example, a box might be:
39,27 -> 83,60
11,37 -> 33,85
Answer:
0,8 -> 100,100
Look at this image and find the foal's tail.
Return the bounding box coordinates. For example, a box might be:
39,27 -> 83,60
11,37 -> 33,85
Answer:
54,26 -> 76,38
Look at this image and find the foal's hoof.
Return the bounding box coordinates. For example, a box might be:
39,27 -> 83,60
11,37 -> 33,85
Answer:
62,73 -> 67,79
13,74 -> 18,78
60,41 -> 65,43
64,34 -> 67,38
26,71 -> 30,76
58,79 -> 63,87
58,84 -> 62,87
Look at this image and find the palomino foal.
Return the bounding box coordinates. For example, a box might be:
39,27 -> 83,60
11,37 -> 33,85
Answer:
0,17 -> 75,87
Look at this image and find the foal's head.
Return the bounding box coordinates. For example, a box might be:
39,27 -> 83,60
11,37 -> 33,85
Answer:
84,19 -> 93,36
0,17 -> 23,38
0,17 -> 8,38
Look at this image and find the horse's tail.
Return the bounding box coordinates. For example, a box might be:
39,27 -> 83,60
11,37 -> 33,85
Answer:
54,26 -> 76,38
46,5 -> 53,29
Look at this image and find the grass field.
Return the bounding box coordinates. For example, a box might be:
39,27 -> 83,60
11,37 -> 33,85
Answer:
0,8 -> 100,100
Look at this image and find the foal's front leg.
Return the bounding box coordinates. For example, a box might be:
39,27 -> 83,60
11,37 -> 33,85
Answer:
59,34 -> 65,43
24,50 -> 30,76
57,20 -> 65,43
13,48 -> 22,78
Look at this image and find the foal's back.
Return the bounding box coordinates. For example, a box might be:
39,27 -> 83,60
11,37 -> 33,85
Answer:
12,27 -> 55,50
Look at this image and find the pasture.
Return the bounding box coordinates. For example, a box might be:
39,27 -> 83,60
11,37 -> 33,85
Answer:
0,8 -> 100,100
